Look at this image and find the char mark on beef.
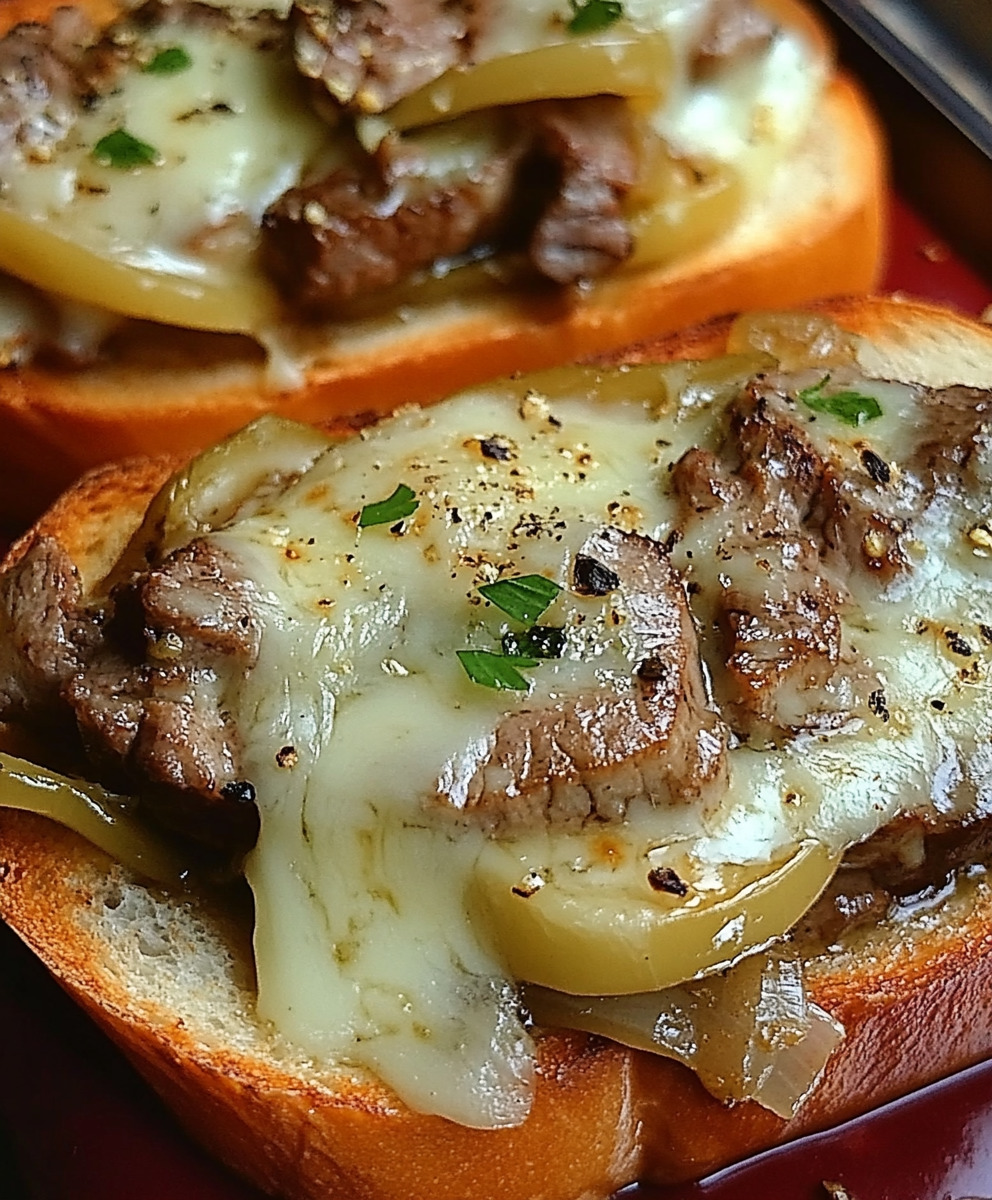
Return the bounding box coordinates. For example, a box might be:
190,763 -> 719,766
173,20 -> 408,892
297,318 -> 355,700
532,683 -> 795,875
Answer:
436,526 -> 728,834
292,0 -> 492,114
0,535 -> 262,852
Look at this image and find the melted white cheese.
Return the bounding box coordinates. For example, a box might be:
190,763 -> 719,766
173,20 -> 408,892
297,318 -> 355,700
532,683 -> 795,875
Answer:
164,355 -> 992,1127
470,0 -> 711,60
656,23 -> 823,171
0,18 -> 329,329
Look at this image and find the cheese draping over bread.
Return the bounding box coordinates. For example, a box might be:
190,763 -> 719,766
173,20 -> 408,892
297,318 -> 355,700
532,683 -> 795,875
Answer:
77,316 -> 990,1129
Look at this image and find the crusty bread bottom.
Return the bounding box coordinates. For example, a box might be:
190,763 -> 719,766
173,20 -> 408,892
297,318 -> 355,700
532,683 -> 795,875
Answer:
4,297 -> 992,1199
0,63 -> 884,526
3,805 -> 992,1198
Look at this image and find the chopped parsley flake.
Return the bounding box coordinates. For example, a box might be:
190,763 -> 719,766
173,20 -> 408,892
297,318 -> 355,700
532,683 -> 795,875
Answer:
358,484 -> 419,528
799,376 -> 883,427
92,128 -> 159,169
478,575 -> 561,623
567,0 -> 623,34
502,625 -> 566,660
457,650 -> 540,691
144,46 -> 192,74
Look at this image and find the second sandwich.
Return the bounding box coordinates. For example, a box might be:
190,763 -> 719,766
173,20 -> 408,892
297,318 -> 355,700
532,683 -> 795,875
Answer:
0,0 -> 884,519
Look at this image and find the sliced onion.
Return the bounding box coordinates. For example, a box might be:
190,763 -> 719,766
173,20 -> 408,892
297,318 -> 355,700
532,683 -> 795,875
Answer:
484,351 -> 776,416
727,312 -> 859,371
526,947 -> 843,1118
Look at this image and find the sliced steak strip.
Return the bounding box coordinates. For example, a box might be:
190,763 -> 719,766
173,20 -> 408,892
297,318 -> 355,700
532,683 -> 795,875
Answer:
0,535 -> 262,850
0,8 -> 96,161
437,527 -> 728,834
671,373 -> 992,744
800,808 -> 992,947
261,130 -> 525,314
263,95 -> 641,312
527,97 -> 638,285
736,376 -> 914,587
292,0 -> 491,114
672,382 -> 882,742
715,550 -> 850,742
913,383 -> 992,486
0,536 -> 97,715
139,540 -> 262,658
845,811 -> 973,894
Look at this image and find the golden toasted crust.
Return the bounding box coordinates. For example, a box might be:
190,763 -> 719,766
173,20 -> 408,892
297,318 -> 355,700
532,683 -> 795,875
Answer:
0,811 -> 640,1200
0,0 -> 885,525
2,453 -> 177,575
5,296 -> 992,1199
0,0 -> 120,21
630,293 -> 992,375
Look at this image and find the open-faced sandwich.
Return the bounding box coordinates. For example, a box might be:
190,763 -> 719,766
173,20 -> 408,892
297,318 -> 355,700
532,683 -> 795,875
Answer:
5,295 -> 990,1200
0,0 -> 884,522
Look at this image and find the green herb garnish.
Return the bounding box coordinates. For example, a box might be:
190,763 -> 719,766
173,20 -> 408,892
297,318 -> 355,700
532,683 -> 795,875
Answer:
464,576 -> 563,689
358,484 -> 419,528
144,46 -> 193,74
567,0 -> 623,34
92,128 -> 159,169
457,650 -> 540,691
502,625 -> 566,660
478,575 -> 561,624
799,376 -> 883,427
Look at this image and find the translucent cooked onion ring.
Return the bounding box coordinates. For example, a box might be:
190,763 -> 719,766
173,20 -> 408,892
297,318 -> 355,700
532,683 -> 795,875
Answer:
526,947 -> 844,1117
727,310 -> 860,369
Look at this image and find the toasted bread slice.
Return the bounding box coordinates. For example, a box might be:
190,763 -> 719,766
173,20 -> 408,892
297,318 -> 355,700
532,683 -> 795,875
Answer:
2,297 -> 992,1199
0,0 -> 885,525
